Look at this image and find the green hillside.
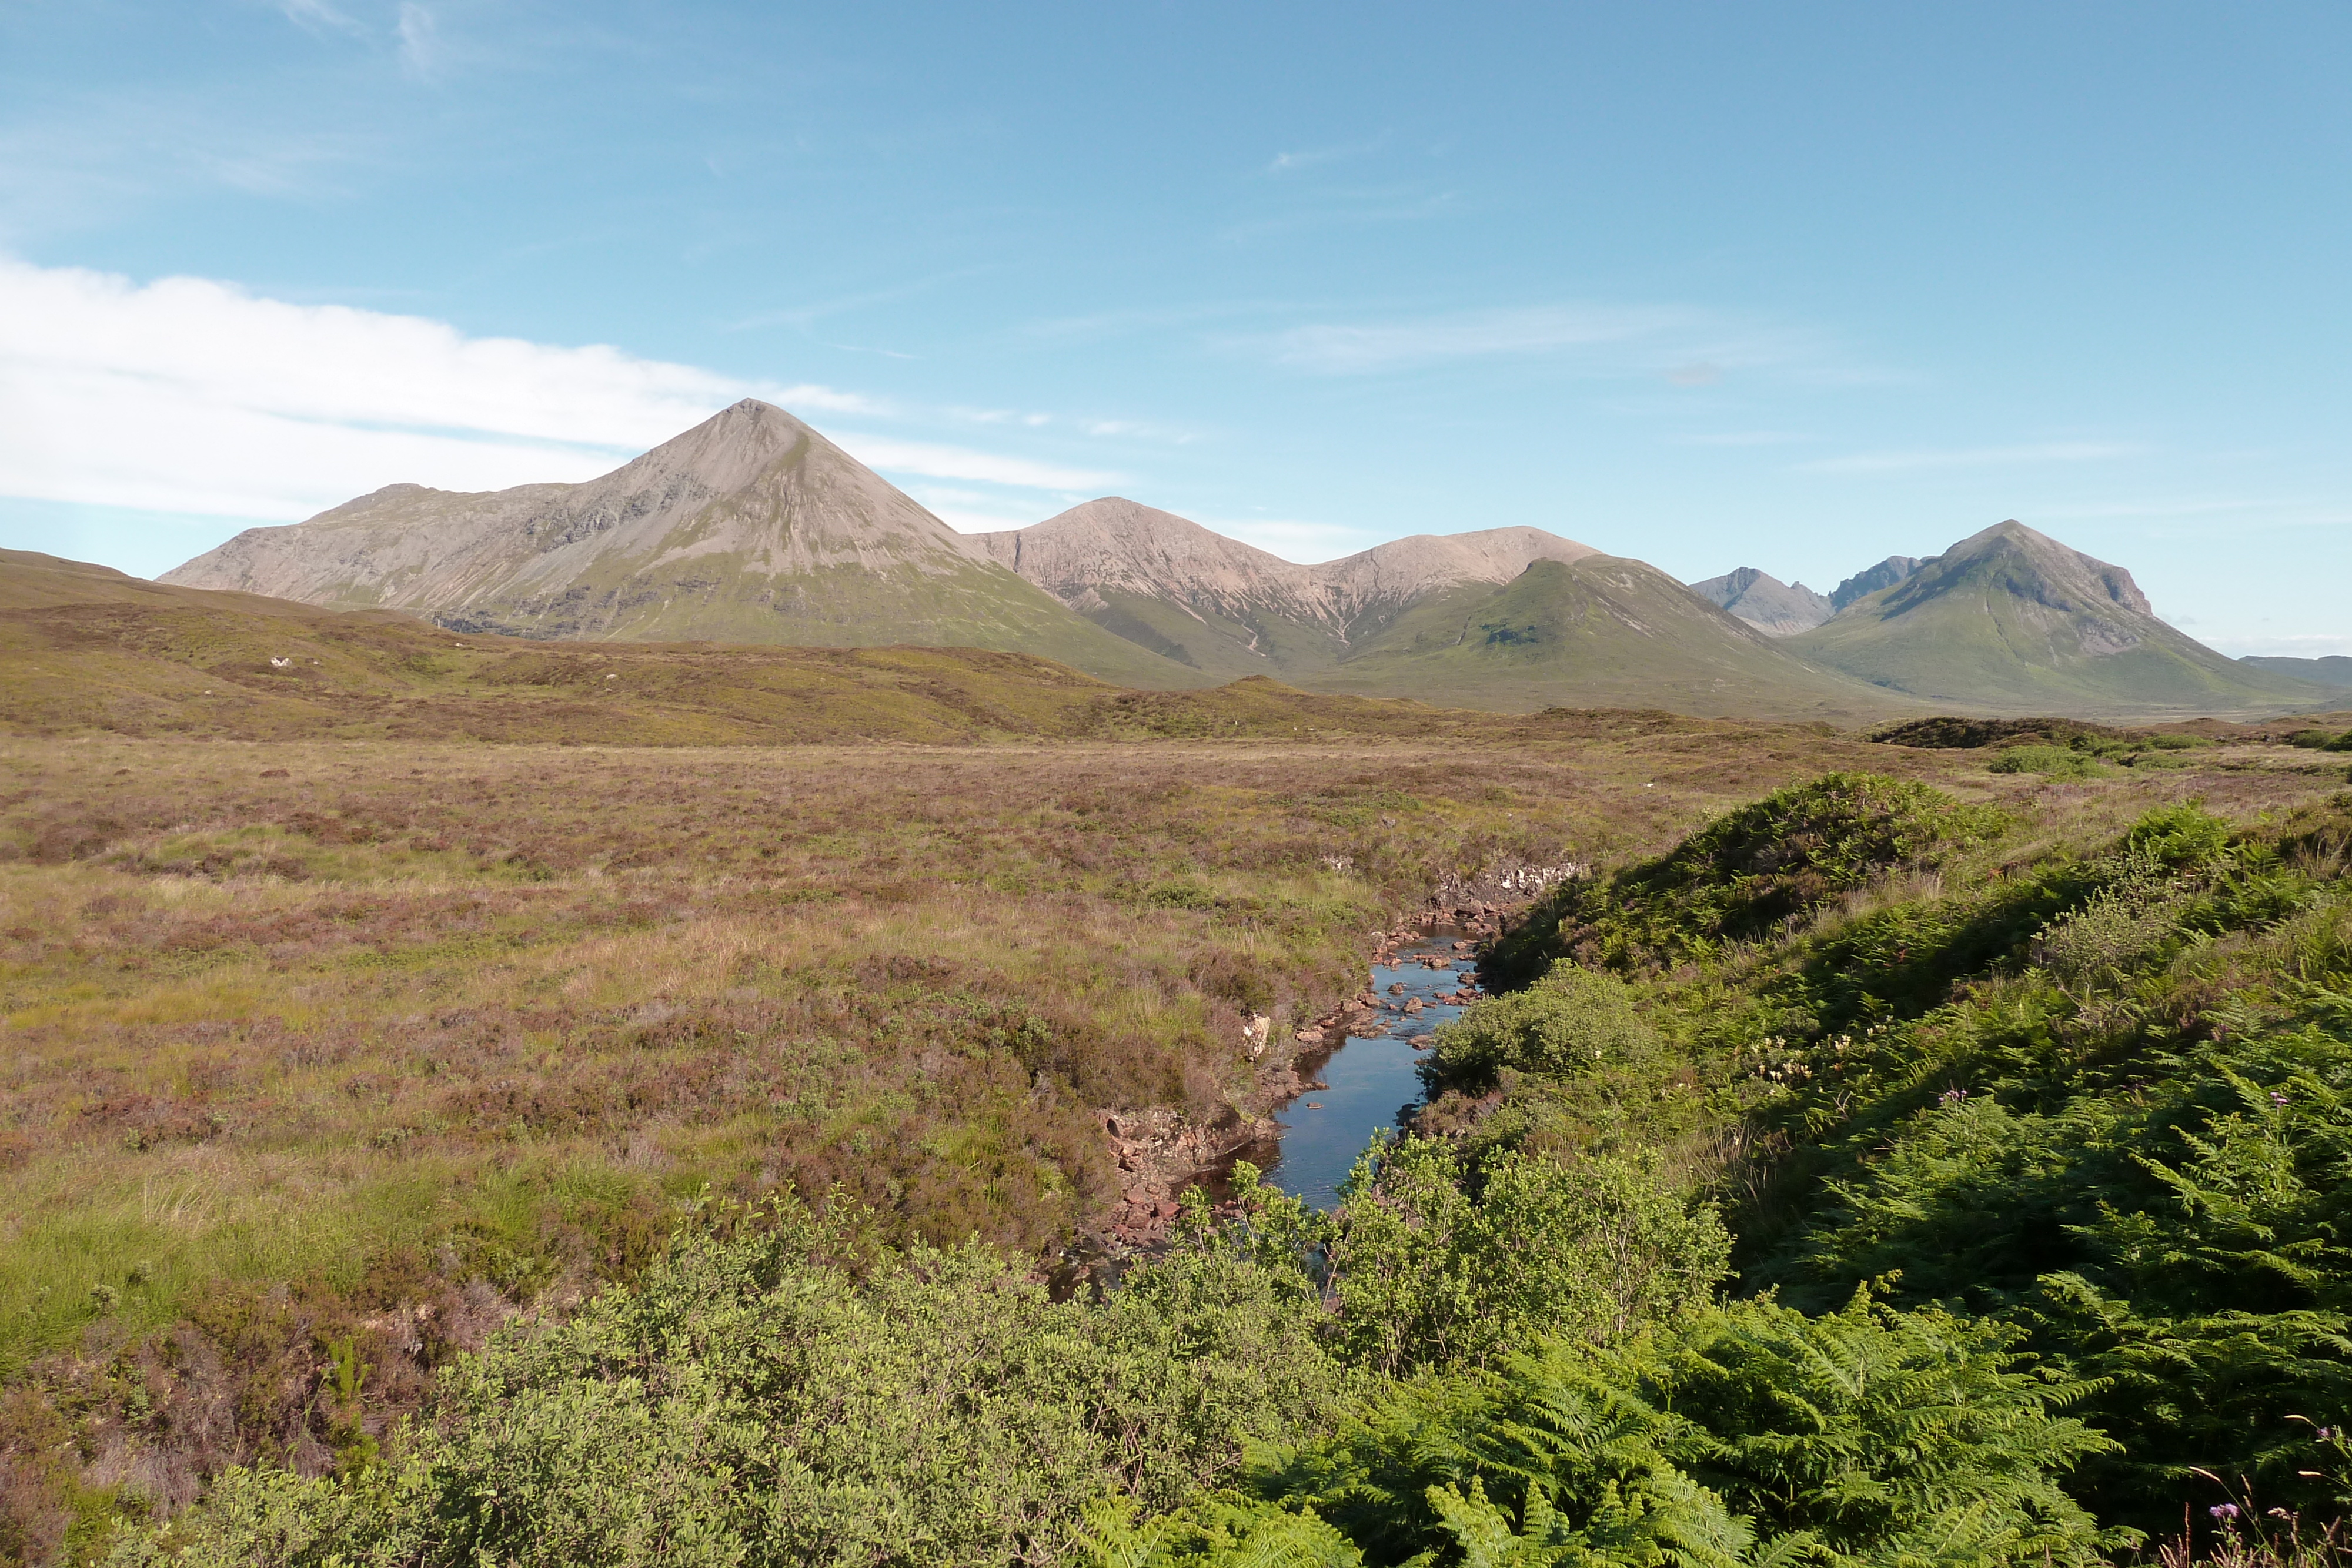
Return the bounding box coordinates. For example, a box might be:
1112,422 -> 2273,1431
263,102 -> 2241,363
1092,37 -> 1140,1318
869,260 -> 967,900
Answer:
433,553 -> 1210,692
0,549 -> 1746,747
1789,521 -> 2335,718
1305,555 -> 1906,720
2244,652 -> 2352,687
1070,586 -> 1352,681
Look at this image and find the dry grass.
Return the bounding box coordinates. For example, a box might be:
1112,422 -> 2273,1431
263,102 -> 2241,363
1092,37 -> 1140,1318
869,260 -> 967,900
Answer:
0,718 -> 2344,1558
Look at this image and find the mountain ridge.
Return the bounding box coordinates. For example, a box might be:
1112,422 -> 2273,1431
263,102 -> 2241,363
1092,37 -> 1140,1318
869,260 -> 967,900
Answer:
973,497 -> 1601,680
1788,520 -> 2333,717
1689,567 -> 1832,636
161,401 -> 1206,688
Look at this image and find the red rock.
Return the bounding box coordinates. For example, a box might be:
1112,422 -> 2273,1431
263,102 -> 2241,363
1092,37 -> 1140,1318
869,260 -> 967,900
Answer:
1155,1200 -> 1181,1219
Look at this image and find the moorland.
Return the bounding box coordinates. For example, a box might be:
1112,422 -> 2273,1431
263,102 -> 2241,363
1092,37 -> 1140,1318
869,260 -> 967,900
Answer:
9,540 -> 2352,1566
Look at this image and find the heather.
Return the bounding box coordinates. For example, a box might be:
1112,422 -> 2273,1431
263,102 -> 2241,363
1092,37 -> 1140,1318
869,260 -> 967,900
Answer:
5,716 -> 2351,1564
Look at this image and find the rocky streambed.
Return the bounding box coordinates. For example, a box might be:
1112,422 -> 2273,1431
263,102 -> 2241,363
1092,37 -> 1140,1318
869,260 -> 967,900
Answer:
1088,897 -> 1512,1250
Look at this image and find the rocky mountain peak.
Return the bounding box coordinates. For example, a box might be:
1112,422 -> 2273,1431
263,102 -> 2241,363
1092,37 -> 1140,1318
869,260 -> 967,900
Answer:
1830,554 -> 1927,610
1895,520 -> 2153,621
1688,566 -> 1832,637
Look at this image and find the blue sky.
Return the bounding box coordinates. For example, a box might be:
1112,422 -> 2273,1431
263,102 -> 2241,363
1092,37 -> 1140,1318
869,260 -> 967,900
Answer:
3,1 -> 2348,654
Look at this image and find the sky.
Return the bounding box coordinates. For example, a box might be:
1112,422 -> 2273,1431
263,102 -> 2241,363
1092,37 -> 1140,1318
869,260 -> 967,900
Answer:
2,1 -> 2348,657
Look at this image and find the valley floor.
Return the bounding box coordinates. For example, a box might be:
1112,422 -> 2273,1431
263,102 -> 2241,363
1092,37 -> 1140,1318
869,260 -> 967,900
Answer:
3,718 -> 2349,1563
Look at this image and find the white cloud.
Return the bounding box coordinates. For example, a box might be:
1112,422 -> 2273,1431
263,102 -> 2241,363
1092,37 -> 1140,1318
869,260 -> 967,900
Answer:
1264,138 -> 1385,175
396,3 -> 442,75
1197,516 -> 1387,564
1798,442 -> 2139,475
0,257 -> 881,519
834,433 -> 1119,492
2204,633 -> 2352,659
915,494 -> 1055,534
278,0 -> 366,38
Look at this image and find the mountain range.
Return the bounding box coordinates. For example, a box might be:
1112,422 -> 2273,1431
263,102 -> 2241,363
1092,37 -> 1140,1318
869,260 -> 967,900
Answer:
2244,654 -> 2352,688
160,400 -> 2337,721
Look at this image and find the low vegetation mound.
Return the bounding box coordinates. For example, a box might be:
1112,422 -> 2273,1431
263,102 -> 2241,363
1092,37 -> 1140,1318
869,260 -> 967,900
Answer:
1869,714 -> 2124,749
1488,771 -> 2003,979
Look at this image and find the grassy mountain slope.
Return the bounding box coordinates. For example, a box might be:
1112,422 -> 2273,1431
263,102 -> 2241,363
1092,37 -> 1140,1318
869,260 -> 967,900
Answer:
160,402 -> 1207,690
1789,521 -> 2334,718
977,498 -> 1602,686
1304,555 -> 1907,720
2,549 -> 1762,747
1061,585 -> 1351,682
2245,653 -> 2352,687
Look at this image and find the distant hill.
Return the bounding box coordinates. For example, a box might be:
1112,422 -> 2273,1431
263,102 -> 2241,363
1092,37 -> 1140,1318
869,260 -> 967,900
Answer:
2244,654 -> 2352,687
1304,555 -> 1902,720
1788,521 -> 2336,718
1831,555 -> 1925,609
1688,567 -> 1832,636
161,401 -> 1204,690
974,498 -> 1598,680
7,547 -> 1730,745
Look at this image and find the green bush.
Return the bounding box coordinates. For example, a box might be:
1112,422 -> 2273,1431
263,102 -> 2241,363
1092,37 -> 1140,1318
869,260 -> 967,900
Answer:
1988,744 -> 2105,780
1316,1142 -> 1729,1378
1418,963 -> 1659,1090
118,1198 -> 1352,1568
1489,773 -> 2004,978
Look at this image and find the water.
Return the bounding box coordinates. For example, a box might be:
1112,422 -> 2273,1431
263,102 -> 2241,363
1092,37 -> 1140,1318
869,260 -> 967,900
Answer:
1252,935 -> 1481,1209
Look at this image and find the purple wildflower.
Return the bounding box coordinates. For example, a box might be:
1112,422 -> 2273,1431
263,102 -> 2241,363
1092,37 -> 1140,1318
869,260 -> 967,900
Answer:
1939,1087 -> 1969,1109
2273,1091 -> 2291,1107
2211,1504 -> 2240,1522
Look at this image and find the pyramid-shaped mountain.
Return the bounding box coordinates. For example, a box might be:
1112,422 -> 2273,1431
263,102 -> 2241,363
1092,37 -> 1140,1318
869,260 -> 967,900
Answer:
974,497 -> 1601,680
1788,520 -> 2335,716
161,401 -> 1200,687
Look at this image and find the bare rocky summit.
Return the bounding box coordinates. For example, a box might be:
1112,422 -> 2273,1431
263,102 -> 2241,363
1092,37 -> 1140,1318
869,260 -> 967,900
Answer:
1789,521 -> 2333,716
161,402 -> 1198,686
1831,554 -> 1926,609
1688,567 -> 1832,636
974,497 -> 1599,678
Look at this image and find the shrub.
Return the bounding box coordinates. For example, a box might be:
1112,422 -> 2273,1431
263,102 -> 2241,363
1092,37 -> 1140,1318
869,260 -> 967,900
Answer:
1318,1141 -> 1729,1378
1418,963 -> 1658,1090
1489,773 -> 2004,978
115,1196 -> 1351,1568
1989,744 -> 2106,780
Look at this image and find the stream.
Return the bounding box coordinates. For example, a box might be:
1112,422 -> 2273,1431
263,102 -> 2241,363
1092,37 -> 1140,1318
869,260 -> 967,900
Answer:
1227,932 -> 1483,1209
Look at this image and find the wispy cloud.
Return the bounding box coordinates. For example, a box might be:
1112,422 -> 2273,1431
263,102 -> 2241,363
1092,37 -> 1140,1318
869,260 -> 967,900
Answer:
832,434 -> 1118,492
1797,442 -> 2140,475
2032,496 -> 2271,520
1196,516 -> 1388,565
0,257 -> 878,519
1244,303 -> 1696,375
2204,632 -> 2352,659
1264,138 -> 1386,175
1672,430 -> 1808,447
1219,188 -> 1458,243
396,3 -> 442,76
278,0 -> 367,38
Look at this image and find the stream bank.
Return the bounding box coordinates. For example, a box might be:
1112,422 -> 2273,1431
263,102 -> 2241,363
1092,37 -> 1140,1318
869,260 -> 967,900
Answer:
1088,894 -> 1520,1251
